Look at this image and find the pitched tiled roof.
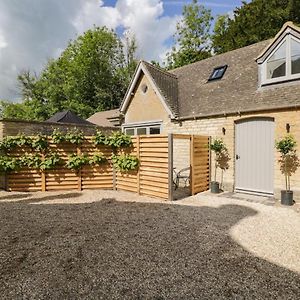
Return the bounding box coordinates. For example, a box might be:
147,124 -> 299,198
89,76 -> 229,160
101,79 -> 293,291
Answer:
123,29 -> 300,120
167,39 -> 300,119
142,61 -> 179,117
87,109 -> 120,127
46,110 -> 93,125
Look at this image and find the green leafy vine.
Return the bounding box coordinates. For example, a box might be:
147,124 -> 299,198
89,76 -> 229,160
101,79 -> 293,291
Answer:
108,132 -> 132,148
89,153 -> 107,165
93,130 -> 110,146
65,129 -> 84,145
111,154 -> 139,172
66,153 -> 89,170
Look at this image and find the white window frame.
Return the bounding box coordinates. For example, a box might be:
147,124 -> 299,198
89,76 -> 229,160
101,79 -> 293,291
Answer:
122,121 -> 162,136
261,35 -> 300,85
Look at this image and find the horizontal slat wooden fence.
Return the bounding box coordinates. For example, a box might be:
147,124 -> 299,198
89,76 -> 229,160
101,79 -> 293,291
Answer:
7,138 -> 113,192
4,134 -> 210,200
116,135 -> 170,199
190,135 -> 210,195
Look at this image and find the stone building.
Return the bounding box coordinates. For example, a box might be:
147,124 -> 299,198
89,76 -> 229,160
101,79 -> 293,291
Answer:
120,22 -> 300,200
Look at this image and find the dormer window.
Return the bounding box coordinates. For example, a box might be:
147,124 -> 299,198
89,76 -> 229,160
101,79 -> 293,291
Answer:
266,41 -> 286,79
261,34 -> 300,85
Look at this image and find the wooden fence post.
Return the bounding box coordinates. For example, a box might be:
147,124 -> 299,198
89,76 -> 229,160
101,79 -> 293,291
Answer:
136,135 -> 140,195
77,146 -> 82,191
112,147 -> 117,191
4,173 -> 7,191
190,135 -> 194,195
168,134 -> 173,201
41,154 -> 46,192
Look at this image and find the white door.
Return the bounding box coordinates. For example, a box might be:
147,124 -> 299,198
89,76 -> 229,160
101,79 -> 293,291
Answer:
235,118 -> 274,195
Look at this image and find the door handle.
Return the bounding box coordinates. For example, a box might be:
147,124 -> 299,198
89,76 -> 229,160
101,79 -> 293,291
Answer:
236,154 -> 240,160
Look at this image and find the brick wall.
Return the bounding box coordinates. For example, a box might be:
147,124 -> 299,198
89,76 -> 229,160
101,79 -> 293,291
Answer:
163,109 -> 300,200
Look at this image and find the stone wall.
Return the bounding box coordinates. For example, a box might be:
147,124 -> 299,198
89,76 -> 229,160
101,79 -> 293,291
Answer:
125,73 -> 169,124
0,119 -> 117,139
163,108 -> 300,200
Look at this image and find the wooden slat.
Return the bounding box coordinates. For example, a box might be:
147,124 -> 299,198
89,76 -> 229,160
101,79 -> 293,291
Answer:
140,189 -> 169,199
140,179 -> 168,189
139,175 -> 169,184
139,170 -> 169,179
140,166 -> 169,174
173,134 -> 191,140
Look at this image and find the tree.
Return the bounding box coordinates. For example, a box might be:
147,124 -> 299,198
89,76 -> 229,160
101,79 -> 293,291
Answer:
212,0 -> 300,54
166,0 -> 213,70
1,26 -> 137,121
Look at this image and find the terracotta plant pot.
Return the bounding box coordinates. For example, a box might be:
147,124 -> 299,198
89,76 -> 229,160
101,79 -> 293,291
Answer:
281,190 -> 293,206
211,181 -> 220,194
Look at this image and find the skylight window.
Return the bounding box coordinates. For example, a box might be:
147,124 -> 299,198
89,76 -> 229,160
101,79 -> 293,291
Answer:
208,65 -> 227,81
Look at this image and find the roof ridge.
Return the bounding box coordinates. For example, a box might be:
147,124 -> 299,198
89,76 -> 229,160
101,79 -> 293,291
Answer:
142,60 -> 178,79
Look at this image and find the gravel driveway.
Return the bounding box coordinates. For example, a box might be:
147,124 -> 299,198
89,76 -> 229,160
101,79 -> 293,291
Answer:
0,190 -> 299,299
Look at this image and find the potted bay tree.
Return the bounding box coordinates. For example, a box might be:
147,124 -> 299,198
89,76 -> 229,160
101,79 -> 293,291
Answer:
210,138 -> 227,193
275,135 -> 299,206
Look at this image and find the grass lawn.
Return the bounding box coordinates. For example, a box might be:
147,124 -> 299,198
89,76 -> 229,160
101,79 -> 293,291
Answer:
0,194 -> 300,299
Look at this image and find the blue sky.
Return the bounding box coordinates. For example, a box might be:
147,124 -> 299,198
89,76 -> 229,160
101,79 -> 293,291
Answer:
103,0 -> 244,17
0,0 -> 246,101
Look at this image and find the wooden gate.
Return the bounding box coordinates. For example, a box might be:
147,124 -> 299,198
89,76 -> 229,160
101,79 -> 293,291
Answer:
190,135 -> 210,195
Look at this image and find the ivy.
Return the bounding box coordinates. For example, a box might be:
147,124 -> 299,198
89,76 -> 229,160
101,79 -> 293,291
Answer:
0,156 -> 19,173
93,130 -> 110,146
108,132 -> 132,148
0,134 -> 32,151
65,129 -> 84,145
40,152 -> 62,170
31,134 -> 49,152
19,153 -> 42,169
89,153 -> 107,165
15,134 -> 33,148
66,153 -> 89,170
51,129 -> 66,144
111,154 -> 139,172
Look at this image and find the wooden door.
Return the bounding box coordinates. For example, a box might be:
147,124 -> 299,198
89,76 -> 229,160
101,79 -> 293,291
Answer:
235,118 -> 274,195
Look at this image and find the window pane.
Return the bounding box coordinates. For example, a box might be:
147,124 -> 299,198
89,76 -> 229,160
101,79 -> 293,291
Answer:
136,128 -> 146,135
125,128 -> 134,136
267,41 -> 286,79
150,127 -> 160,134
291,39 -> 300,75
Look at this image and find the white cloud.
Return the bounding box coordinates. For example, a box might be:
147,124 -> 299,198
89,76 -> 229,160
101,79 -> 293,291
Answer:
0,0 -> 179,101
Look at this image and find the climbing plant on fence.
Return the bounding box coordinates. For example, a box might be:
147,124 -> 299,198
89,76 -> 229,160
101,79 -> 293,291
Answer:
0,131 -> 172,200
0,129 -> 139,192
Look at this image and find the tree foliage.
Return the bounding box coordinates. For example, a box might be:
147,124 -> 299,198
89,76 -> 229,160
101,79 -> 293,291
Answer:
166,0 -> 213,69
212,0 -> 300,54
1,27 -> 137,121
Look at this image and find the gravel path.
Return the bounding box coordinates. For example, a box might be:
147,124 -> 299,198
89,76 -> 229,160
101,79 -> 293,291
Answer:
0,190 -> 299,299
